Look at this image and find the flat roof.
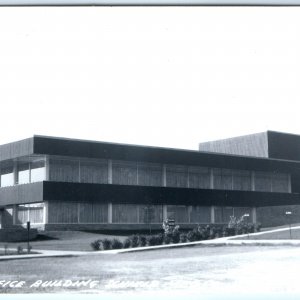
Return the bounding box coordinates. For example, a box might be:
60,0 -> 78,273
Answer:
1,135 -> 300,173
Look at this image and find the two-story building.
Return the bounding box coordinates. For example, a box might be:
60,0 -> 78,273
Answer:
0,131 -> 300,230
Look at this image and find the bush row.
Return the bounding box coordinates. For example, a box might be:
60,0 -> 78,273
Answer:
90,223 -> 260,251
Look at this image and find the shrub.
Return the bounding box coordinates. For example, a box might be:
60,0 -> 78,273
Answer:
91,239 -> 102,251
164,234 -> 172,244
139,235 -> 147,247
130,235 -> 139,248
147,235 -> 162,246
171,230 -> 180,244
156,233 -> 164,245
179,233 -> 188,243
187,230 -> 198,242
111,239 -> 123,249
17,246 -> 23,254
223,227 -> 235,237
102,239 -> 112,250
123,238 -> 131,248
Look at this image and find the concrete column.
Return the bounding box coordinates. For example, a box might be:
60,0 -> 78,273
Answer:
288,174 -> 292,193
251,171 -> 255,191
210,206 -> 215,224
28,162 -> 31,183
43,201 -> 48,224
162,164 -> 167,187
163,205 -> 168,221
13,162 -> 18,185
13,204 -> 18,225
108,203 -> 112,223
210,168 -> 214,189
45,156 -> 50,181
78,160 -> 81,183
136,205 -> 140,223
188,206 -> 192,223
252,207 -> 257,224
77,203 -> 80,223
108,160 -> 112,184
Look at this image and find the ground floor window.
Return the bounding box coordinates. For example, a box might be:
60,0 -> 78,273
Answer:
112,204 -> 163,224
214,207 -> 252,223
190,206 -> 211,223
167,205 -> 189,223
16,203 -> 44,224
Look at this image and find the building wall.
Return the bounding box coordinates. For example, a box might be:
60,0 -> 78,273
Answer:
199,132 -> 269,158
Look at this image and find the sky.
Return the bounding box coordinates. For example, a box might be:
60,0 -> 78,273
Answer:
0,7 -> 299,150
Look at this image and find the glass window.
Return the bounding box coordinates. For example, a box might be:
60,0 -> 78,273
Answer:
166,165 -> 188,188
112,204 -> 138,223
272,173 -> 289,193
137,162 -> 162,186
255,171 -> 272,192
167,205 -> 189,223
232,170 -> 252,191
213,169 -> 233,190
214,207 -> 234,223
48,202 -> 78,223
17,203 -> 44,224
188,167 -> 211,189
49,158 -> 79,182
112,161 -> 137,185
79,202 -> 108,223
30,160 -> 46,183
18,163 -> 30,184
80,159 -> 108,184
1,166 -> 14,187
138,205 -> 163,223
190,206 -> 211,223
233,207 -> 252,221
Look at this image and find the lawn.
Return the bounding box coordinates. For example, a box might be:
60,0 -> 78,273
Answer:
233,225 -> 300,240
0,245 -> 299,295
0,231 -> 127,252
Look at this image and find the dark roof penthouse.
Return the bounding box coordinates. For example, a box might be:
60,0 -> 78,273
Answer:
1,131 -> 300,231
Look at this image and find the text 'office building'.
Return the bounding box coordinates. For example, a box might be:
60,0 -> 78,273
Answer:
1,131 -> 300,231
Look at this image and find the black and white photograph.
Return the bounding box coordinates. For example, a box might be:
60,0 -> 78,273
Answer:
0,3 -> 300,300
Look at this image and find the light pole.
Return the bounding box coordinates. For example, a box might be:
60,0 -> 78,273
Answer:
285,211 -> 292,239
243,214 -> 250,239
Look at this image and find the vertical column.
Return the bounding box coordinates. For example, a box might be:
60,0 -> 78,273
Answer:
163,205 -> 168,221
188,206 -> 192,223
136,162 -> 139,185
252,207 -> 257,224
77,203 -> 80,223
78,160 -> 81,183
136,205 -> 140,224
45,156 -> 50,181
28,162 -> 31,183
162,166 -> 167,221
251,171 -> 255,191
288,174 -> 292,193
13,161 -> 18,185
187,167 -> 190,188
210,168 -> 214,189
13,204 -> 18,225
162,164 -> 167,187
210,206 -> 215,224
43,201 -> 48,224
108,203 -> 112,223
108,160 -> 112,184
